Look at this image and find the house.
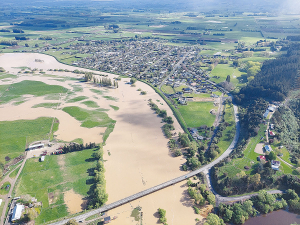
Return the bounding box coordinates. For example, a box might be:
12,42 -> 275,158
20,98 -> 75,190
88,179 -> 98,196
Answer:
257,155 -> 266,161
104,216 -> 111,224
264,145 -> 272,152
179,97 -> 187,105
271,160 -> 280,170
11,204 -> 24,222
269,131 -> 275,136
182,88 -> 193,93
270,124 -> 275,130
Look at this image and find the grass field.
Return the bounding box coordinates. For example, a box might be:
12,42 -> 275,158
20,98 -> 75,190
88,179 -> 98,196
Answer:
0,117 -> 58,165
0,80 -> 68,104
15,148 -> 98,224
62,106 -> 115,129
178,102 -> 217,128
161,85 -> 175,94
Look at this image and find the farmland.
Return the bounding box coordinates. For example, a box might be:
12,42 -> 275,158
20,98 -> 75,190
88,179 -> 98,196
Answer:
15,148 -> 98,224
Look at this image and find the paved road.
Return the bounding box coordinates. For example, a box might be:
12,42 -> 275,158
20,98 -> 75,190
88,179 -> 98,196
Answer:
48,97 -> 240,225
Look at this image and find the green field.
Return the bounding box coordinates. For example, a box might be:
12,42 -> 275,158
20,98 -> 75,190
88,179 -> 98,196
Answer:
210,64 -> 247,86
178,102 -> 217,128
0,117 -> 58,165
62,106 -> 115,130
15,149 -> 98,224
0,80 -> 68,104
161,85 -> 175,94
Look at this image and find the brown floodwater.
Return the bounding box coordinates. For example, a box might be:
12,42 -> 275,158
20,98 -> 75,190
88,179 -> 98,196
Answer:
243,210 -> 300,225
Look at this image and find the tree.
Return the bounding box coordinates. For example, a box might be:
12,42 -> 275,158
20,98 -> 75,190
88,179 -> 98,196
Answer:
268,151 -> 276,161
226,75 -> 230,83
223,209 -> 233,222
204,213 -> 225,225
188,157 -> 201,170
158,110 -> 167,118
178,133 -> 190,147
130,77 -> 137,84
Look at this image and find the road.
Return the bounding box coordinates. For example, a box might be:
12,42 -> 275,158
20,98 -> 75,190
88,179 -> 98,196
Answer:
1,154 -> 27,225
48,96 -> 240,225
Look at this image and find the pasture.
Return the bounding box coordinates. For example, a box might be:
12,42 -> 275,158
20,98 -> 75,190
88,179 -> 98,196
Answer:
0,117 -> 58,165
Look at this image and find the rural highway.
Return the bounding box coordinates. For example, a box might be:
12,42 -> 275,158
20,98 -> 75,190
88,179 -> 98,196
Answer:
48,97 -> 240,225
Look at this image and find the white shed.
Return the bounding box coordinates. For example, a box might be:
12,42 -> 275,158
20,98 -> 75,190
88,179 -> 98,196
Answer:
40,156 -> 45,162
11,204 -> 24,222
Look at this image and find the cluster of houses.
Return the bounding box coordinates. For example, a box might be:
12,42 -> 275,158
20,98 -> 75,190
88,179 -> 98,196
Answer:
34,38 -> 239,89
257,145 -> 281,171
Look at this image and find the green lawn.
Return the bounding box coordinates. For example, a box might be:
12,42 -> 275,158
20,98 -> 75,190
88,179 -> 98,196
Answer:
15,148 -> 98,224
0,117 -> 58,164
178,102 -> 217,128
62,106 -> 115,128
161,85 -> 175,94
0,80 -> 68,104
81,100 -> 99,108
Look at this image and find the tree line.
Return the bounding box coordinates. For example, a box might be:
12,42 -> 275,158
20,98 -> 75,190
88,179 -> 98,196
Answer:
88,145 -> 108,208
62,142 -> 98,153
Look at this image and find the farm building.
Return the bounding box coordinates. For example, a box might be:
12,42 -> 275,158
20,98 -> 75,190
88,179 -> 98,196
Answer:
264,145 -> 272,152
27,143 -> 44,151
11,204 -> 24,222
271,160 -> 280,170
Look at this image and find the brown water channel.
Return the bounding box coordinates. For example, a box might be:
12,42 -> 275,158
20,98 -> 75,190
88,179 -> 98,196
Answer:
243,210 -> 300,225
